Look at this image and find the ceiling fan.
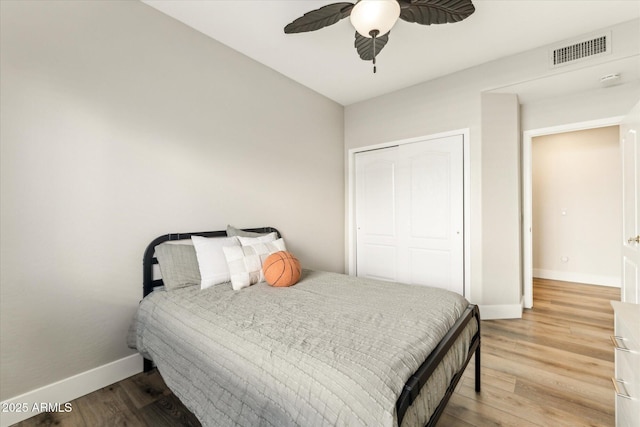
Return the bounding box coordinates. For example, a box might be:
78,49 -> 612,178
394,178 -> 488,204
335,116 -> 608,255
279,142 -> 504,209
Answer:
284,0 -> 475,73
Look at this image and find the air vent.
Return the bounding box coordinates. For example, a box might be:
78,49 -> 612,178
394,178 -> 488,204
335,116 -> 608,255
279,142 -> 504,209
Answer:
550,33 -> 610,67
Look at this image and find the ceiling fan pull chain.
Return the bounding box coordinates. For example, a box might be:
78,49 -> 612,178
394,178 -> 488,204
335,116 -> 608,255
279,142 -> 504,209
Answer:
370,29 -> 379,74
373,39 -> 377,73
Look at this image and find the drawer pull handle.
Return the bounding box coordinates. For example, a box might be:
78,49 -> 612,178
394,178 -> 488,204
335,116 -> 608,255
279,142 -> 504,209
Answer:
611,378 -> 632,399
610,335 -> 631,352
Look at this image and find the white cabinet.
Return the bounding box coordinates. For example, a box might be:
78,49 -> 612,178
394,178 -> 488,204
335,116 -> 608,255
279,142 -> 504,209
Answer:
611,301 -> 640,426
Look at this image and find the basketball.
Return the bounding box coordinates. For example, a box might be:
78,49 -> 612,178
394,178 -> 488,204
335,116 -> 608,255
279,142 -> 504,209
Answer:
263,251 -> 301,287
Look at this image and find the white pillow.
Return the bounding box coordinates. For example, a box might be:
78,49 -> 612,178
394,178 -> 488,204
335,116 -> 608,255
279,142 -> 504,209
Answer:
237,232 -> 277,246
223,238 -> 286,291
191,235 -> 240,289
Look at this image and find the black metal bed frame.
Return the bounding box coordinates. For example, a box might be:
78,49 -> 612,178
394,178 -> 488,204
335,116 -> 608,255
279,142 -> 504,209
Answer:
142,227 -> 280,298
140,227 -> 480,427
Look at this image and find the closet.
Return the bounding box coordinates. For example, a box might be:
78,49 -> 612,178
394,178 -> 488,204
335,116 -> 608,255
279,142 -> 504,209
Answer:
354,135 -> 464,295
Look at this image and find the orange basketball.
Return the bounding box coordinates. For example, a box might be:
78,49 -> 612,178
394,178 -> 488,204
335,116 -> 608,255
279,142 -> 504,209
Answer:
263,251 -> 301,287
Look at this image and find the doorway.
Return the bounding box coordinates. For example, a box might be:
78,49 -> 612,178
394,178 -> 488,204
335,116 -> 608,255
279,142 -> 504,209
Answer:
532,126 -> 620,283
522,117 -> 624,308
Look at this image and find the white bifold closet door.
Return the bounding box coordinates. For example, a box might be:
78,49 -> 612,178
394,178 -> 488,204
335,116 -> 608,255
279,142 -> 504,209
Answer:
355,135 -> 464,295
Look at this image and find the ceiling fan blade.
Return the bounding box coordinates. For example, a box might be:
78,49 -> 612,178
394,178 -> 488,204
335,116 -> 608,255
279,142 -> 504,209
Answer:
284,3 -> 355,34
400,0 -> 475,25
354,31 -> 390,61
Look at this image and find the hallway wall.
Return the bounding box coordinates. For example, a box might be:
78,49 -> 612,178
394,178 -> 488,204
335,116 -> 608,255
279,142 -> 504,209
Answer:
532,125 -> 621,286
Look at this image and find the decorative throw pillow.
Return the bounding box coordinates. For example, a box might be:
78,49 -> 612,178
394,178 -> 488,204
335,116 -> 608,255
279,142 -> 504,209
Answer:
237,232 -> 277,246
223,238 -> 287,291
226,225 -> 271,238
154,243 -> 201,291
191,235 -> 240,289
263,251 -> 301,287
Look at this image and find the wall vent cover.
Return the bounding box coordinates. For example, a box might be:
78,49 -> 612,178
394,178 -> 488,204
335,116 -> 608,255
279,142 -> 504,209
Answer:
550,33 -> 610,67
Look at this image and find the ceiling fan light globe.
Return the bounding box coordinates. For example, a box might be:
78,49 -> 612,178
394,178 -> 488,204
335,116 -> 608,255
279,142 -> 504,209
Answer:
350,0 -> 400,38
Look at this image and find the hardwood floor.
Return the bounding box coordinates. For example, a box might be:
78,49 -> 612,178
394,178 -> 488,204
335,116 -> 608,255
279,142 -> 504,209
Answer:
12,369 -> 201,427
14,278 -> 619,427
438,278 -> 620,427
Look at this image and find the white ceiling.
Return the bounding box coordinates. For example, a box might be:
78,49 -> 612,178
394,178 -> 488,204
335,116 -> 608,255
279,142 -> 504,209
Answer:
142,0 -> 640,105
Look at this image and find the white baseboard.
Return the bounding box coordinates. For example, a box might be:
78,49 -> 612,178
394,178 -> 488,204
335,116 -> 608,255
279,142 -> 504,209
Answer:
533,269 -> 621,288
478,300 -> 523,320
0,354 -> 143,427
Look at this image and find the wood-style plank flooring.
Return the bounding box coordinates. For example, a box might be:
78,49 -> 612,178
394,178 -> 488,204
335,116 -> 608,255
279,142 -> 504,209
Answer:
14,278 -> 619,427
438,278 -> 619,427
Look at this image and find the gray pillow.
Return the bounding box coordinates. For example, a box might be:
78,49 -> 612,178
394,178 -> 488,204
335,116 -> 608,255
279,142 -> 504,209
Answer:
226,224 -> 270,238
155,243 -> 201,290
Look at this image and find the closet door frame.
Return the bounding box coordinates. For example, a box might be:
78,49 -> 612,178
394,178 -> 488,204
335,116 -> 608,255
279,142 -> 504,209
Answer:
347,129 -> 471,298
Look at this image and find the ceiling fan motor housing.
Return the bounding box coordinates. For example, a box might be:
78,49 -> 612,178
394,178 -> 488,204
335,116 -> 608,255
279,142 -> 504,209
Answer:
350,0 -> 401,38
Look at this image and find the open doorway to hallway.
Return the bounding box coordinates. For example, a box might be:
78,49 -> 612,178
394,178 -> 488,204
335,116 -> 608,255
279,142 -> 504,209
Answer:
531,126 -> 621,295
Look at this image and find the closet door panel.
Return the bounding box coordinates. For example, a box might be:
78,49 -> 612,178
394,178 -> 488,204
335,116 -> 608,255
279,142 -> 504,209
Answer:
355,147 -> 399,281
355,135 -> 464,295
409,248 -> 451,287
399,136 -> 463,293
408,152 -> 450,240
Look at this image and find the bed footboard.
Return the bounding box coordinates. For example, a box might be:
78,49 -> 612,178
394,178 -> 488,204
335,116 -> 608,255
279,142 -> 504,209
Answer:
396,304 -> 481,427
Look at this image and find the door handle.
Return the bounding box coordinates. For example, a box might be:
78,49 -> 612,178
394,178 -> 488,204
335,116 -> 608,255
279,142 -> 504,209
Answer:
611,335 -> 631,352
628,235 -> 640,244
611,378 -> 633,399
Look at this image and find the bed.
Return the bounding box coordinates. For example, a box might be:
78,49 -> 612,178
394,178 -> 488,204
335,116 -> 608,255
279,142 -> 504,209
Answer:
129,227 -> 480,427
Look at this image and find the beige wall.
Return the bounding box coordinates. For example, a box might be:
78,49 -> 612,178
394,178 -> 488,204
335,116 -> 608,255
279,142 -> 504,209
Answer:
532,126 -> 621,286
481,93 -> 522,307
0,1 -> 344,400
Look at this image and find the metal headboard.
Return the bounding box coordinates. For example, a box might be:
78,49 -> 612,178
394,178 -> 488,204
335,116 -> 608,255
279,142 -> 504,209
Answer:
142,227 -> 280,298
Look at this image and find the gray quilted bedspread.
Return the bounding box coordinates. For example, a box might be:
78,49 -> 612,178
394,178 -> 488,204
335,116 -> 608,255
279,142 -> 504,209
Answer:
129,269 -> 472,427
